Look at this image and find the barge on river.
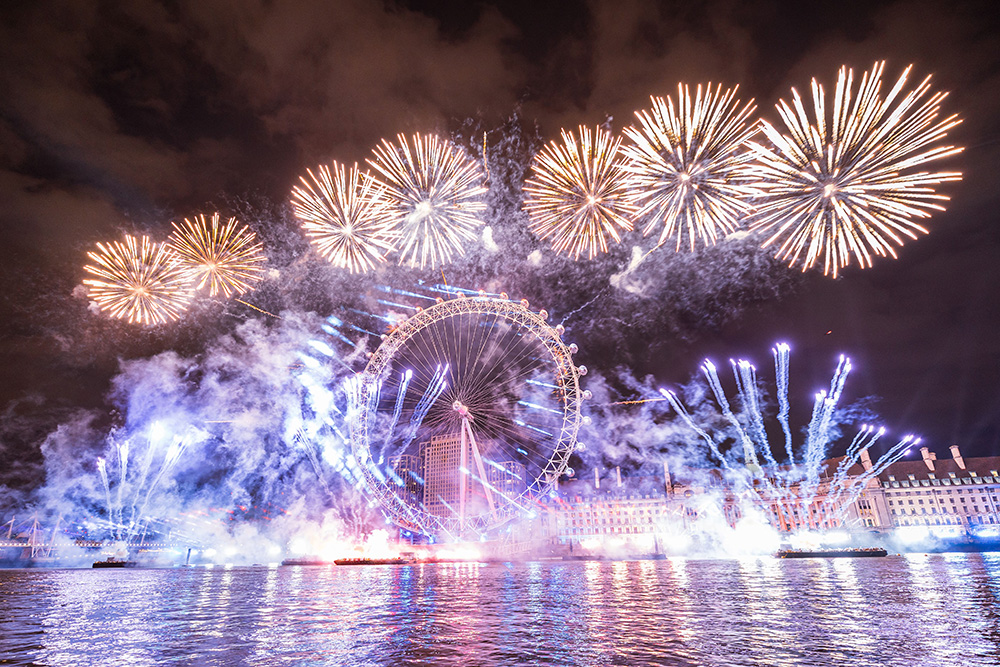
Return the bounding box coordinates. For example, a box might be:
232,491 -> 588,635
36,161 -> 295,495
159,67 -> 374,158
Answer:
776,547 -> 887,559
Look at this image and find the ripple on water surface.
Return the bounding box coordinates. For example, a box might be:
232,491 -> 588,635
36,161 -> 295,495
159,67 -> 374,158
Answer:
2,555 -> 1000,666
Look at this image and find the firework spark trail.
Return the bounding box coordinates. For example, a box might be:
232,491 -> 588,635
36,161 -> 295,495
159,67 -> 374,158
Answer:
377,299 -> 418,311
841,425 -> 882,472
127,435 -> 158,534
797,355 -> 852,504
732,360 -> 779,467
83,235 -> 193,325
622,84 -> 760,251
513,419 -> 554,437
235,298 -> 281,319
385,369 -> 413,446
658,388 -> 732,469
703,361 -> 761,468
377,285 -> 437,302
559,287 -> 610,326
517,400 -> 563,415
747,61 -> 963,277
134,435 -> 190,538
606,397 -> 669,406
167,213 -> 266,297
400,364 -> 449,451
115,440 -> 129,538
855,436 -> 917,481
772,343 -> 794,464
291,162 -> 397,273
321,317 -> 356,347
427,283 -> 505,299
826,434 -> 915,523
523,125 -> 635,260
662,346 -> 915,532
803,355 -> 851,468
294,429 -> 335,500
348,307 -> 395,325
526,379 -> 561,390
308,339 -> 336,359
96,458 -> 112,534
367,133 -> 487,269
822,425 -> 884,512
344,375 -> 364,419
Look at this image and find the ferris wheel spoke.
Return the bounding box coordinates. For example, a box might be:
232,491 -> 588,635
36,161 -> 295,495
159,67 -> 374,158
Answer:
468,310 -> 502,384
474,317 -> 533,388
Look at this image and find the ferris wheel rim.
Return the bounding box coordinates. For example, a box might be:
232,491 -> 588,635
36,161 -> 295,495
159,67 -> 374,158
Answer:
349,294 -> 584,538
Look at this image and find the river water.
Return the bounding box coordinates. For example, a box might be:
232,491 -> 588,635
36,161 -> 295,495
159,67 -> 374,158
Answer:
1,554 -> 998,666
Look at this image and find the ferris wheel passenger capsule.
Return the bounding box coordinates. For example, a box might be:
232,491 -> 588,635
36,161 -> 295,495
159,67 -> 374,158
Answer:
577,365 -> 587,376
576,442 -> 587,451
539,309 -> 548,320
582,389 -> 592,400
569,343 -> 578,354
478,289 -> 486,297
555,324 -> 564,336
500,292 -> 509,300
435,297 -> 443,303
583,415 -> 592,425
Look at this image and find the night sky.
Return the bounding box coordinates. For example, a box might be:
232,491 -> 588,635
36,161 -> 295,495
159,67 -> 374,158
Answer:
2,0 -> 999,500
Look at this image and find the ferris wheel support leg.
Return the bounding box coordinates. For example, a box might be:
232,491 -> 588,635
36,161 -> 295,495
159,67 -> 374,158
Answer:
460,423 -> 468,527
464,418 -> 497,520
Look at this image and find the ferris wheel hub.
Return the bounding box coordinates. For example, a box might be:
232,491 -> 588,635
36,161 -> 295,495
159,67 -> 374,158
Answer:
452,400 -> 472,421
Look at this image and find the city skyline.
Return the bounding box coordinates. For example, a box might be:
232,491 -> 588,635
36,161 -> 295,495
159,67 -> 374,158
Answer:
0,1 -> 999,560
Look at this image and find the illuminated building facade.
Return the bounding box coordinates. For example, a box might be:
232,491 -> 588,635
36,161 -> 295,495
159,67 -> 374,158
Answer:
543,445 -> 1000,546
406,433 -> 528,519
388,454 -> 423,506
422,433 -> 466,517
877,445 -> 1000,529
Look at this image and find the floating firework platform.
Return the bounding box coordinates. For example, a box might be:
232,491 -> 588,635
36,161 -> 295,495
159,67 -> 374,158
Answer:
776,548 -> 888,559
92,558 -> 139,568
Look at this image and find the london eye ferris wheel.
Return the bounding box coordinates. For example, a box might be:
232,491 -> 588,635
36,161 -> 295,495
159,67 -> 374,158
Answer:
348,292 -> 589,540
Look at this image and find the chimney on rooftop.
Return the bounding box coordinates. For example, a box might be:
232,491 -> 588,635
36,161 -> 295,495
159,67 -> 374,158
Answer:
594,467 -> 600,489
616,466 -> 622,487
950,444 -> 966,470
859,447 -> 873,472
920,446 -> 935,471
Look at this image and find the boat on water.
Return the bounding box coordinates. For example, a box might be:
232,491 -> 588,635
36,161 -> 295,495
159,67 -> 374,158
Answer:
333,557 -> 416,566
775,547 -> 888,559
92,557 -> 138,568
280,558 -> 336,566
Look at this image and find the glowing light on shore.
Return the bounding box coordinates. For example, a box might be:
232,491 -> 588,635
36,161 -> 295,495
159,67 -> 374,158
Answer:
167,213 -> 265,297
291,162 -> 397,273
84,235 -> 192,325
622,84 -> 759,250
523,125 -> 634,260
747,61 -> 963,277
367,133 -> 487,269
